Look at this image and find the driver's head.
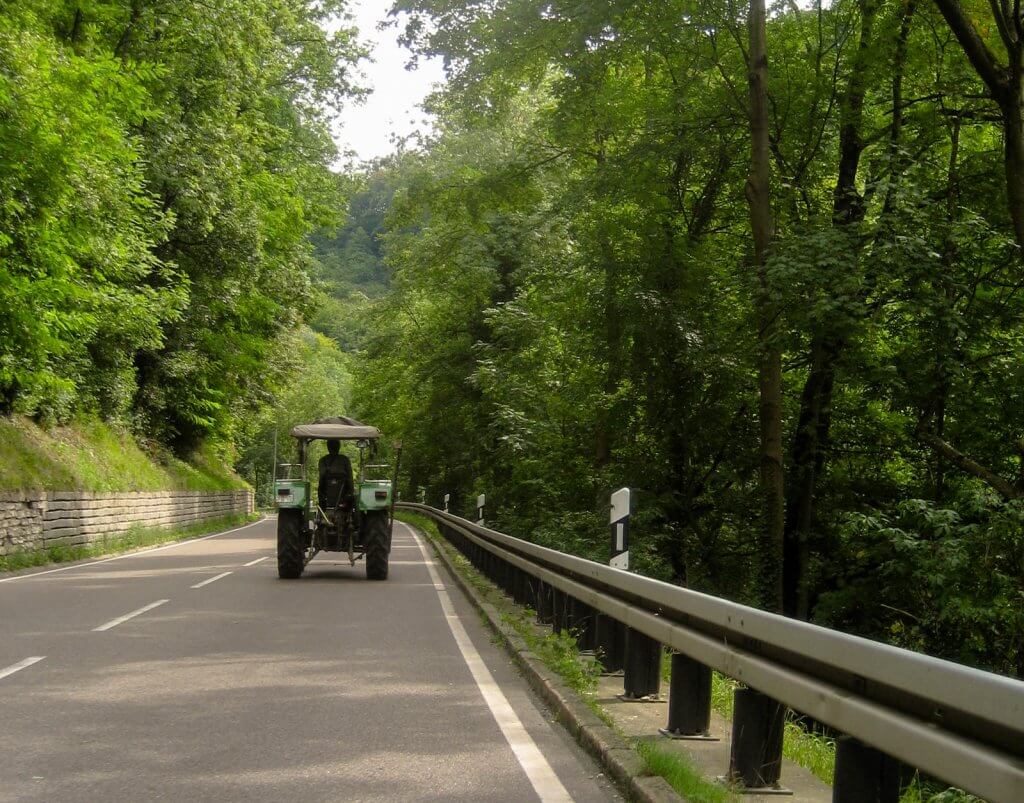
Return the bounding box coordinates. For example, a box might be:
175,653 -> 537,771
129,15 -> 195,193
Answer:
326,439 -> 340,455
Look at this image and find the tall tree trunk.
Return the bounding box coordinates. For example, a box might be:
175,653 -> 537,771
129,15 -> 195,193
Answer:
781,0 -> 878,619
594,141 -> 621,468
883,0 -> 918,215
596,236 -> 621,467
1002,82 -> 1024,250
746,0 -> 785,613
933,115 -> 961,499
932,0 -> 1024,249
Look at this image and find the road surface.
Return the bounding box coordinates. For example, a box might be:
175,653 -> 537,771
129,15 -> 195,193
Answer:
0,517 -> 620,802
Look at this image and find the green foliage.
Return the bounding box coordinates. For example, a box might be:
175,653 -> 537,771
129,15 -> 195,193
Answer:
352,0 -> 1024,692
817,496 -> 1024,675
0,4 -> 179,422
234,327 -> 353,505
0,0 -> 364,457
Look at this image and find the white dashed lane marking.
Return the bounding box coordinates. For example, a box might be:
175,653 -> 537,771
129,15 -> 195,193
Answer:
93,600 -> 169,632
191,572 -> 233,589
0,656 -> 45,681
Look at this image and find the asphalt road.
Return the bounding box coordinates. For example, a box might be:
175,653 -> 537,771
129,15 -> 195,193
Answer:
0,517 -> 620,802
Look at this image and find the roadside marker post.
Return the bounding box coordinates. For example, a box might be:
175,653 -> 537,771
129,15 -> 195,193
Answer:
444,493 -> 450,513
476,493 -> 486,526
609,487 -> 633,570
597,488 -> 634,674
607,487 -> 660,700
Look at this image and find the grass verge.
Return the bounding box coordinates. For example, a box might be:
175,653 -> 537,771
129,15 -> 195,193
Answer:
395,509 -> 733,801
0,415 -> 246,492
0,512 -> 258,574
635,740 -> 734,803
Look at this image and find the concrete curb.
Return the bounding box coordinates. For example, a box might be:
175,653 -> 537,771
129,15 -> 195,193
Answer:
419,524 -> 682,803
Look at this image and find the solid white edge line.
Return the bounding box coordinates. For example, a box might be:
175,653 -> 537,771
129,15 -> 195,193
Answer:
191,571 -> 233,589
92,599 -> 169,632
243,556 -> 268,567
0,656 -> 45,681
0,518 -> 267,584
401,522 -> 573,803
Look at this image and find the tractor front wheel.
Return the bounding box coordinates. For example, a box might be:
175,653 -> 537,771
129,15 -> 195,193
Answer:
277,509 -> 305,579
364,512 -> 390,581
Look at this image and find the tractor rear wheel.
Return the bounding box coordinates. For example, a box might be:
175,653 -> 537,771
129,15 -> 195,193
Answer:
364,512 -> 390,581
277,509 -> 305,579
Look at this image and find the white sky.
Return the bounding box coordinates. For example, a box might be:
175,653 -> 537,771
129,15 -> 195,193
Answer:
330,0 -> 447,166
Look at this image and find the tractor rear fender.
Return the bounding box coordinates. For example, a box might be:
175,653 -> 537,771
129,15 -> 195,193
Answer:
357,480 -> 391,512
275,479 -> 309,510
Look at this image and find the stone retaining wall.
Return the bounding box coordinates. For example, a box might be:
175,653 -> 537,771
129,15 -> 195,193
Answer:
0,490 -> 253,557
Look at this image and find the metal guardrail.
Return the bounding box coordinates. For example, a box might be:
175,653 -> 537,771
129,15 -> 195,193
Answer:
398,503 -> 1024,802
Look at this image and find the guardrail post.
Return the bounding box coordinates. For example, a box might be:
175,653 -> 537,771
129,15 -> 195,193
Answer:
595,615 -> 625,673
833,737 -> 901,803
572,599 -> 596,651
660,653 -> 716,739
559,593 -> 573,634
522,574 -> 536,608
514,568 -> 529,606
728,687 -> 786,791
551,589 -> 565,635
563,595 -> 578,635
622,627 -> 661,699
535,581 -> 553,623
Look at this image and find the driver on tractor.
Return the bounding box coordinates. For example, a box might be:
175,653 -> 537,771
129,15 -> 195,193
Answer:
318,439 -> 354,515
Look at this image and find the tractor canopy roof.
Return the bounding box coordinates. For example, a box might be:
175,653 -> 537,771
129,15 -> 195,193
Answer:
290,416 -> 380,441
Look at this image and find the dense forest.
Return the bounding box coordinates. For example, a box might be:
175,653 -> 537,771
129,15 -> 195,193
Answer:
349,0 -> 1024,678
1,0 -> 1022,681
0,0 -> 361,457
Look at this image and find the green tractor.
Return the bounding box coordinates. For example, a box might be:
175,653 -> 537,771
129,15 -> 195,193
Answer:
273,417 -> 401,580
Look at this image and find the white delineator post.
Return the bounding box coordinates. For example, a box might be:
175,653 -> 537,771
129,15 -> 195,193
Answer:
609,487 -> 633,570
476,493 -> 486,526
444,493 -> 450,513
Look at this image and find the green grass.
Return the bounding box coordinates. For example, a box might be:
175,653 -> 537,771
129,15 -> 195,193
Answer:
636,740 -> 735,803
0,512 -> 257,573
0,415 -> 246,492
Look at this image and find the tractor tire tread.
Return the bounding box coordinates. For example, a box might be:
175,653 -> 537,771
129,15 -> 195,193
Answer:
277,509 -> 305,579
365,512 -> 389,581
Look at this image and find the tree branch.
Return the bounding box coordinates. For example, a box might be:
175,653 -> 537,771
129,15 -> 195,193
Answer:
932,0 -> 1009,100
916,425 -> 1022,499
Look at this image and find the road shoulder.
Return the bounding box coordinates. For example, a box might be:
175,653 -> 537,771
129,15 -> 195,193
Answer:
399,514 -> 681,803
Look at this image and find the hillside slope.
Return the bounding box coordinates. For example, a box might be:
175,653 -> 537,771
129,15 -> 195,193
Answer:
0,416 -> 246,493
